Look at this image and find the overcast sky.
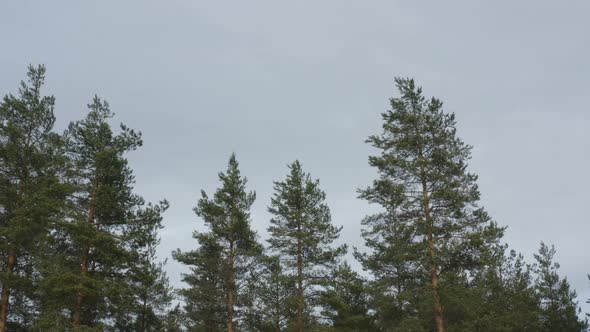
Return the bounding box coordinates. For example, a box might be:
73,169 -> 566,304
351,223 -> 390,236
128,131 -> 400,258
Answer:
1,0 -> 589,314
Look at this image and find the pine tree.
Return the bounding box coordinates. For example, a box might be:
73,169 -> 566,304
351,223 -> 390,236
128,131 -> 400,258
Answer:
461,249 -> 540,331
162,304 -> 186,332
243,255 -> 297,332
0,65 -> 68,331
533,242 -> 587,331
357,78 -> 504,332
268,160 -> 346,332
353,208 -> 423,329
319,262 -> 374,331
174,232 -> 227,331
121,201 -> 173,332
67,96 -> 144,329
35,95 -> 163,330
174,154 -> 262,332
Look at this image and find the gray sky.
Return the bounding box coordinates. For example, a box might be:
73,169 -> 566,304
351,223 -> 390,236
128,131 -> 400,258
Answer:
2,0 -> 589,315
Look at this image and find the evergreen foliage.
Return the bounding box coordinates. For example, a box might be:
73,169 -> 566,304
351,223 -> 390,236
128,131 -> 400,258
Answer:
174,233 -> 228,331
319,262 -> 374,331
174,154 -> 262,332
1,65 -> 587,332
267,160 -> 346,331
357,78 -> 505,331
0,65 -> 68,331
243,255 -> 297,332
37,93 -> 171,330
62,95 -> 144,329
533,242 -> 587,331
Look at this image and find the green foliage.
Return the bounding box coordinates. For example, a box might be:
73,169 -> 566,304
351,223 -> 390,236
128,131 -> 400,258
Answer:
268,161 -> 346,269
56,96 -> 142,328
442,248 -> 540,331
36,93 -> 170,330
2,66 -> 589,332
267,160 -> 346,329
162,304 -> 187,331
319,262 -> 374,331
0,65 -> 69,329
194,154 -> 261,261
174,154 -> 262,331
242,255 -> 297,331
533,242 -> 587,332
116,200 -> 174,331
174,233 -> 227,331
356,78 -> 506,330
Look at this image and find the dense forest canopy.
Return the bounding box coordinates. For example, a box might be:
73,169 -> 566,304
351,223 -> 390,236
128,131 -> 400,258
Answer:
0,66 -> 588,331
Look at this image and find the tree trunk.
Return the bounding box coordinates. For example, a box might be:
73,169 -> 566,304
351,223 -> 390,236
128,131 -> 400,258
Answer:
73,245 -> 90,328
275,290 -> 281,332
73,183 -> 98,329
421,173 -> 444,332
0,174 -> 27,332
428,231 -> 444,332
206,320 -> 215,332
139,295 -> 147,332
227,241 -> 235,332
0,249 -> 16,332
297,233 -> 303,332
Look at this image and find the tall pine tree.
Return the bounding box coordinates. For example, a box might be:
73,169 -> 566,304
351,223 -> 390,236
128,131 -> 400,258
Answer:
116,200 -> 173,331
357,78 -> 503,332
0,65 -> 67,331
35,95 -> 166,330
533,242 -> 587,331
174,154 -> 262,332
67,96 -> 144,329
267,160 -> 346,332
243,254 -> 297,332
174,233 -> 227,331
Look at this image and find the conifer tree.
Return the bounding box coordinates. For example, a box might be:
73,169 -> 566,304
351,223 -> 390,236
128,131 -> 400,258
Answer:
174,154 -> 262,332
174,233 -> 227,331
118,201 -> 173,331
462,249 -> 540,331
0,65 -> 67,331
243,255 -> 297,332
268,160 -> 346,332
357,78 -> 503,332
319,262 -> 374,331
66,96 -> 144,329
34,95 -> 165,330
533,242 -> 587,331
162,304 -> 186,332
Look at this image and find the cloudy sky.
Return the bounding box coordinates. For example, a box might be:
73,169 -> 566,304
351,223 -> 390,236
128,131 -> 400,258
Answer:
2,0 -> 589,314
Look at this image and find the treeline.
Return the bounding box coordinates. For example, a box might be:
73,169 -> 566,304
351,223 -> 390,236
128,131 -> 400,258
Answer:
0,66 -> 587,332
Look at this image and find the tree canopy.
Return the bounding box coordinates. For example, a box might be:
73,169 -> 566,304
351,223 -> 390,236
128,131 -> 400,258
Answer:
0,66 -> 587,332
